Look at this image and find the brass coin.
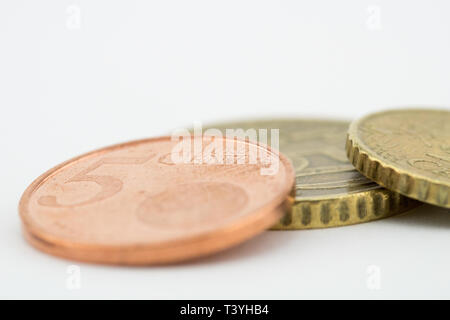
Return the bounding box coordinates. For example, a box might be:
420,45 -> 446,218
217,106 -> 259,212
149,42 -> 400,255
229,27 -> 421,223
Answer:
204,119 -> 419,229
19,136 -> 295,265
347,108 -> 450,208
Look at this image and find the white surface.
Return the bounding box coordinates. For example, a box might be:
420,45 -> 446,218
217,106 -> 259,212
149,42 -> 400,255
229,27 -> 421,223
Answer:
1,0 -> 450,299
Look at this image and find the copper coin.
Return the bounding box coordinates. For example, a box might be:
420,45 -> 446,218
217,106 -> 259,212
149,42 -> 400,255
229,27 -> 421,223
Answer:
19,136 -> 294,265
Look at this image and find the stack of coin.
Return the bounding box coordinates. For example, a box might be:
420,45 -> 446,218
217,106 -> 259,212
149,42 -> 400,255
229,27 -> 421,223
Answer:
18,108 -> 449,265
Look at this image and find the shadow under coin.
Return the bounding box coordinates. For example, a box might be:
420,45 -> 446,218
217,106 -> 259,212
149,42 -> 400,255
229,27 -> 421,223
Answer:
179,230 -> 297,267
388,204 -> 450,229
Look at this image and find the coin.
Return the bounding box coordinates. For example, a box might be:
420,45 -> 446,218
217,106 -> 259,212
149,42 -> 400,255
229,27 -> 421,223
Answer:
204,119 -> 419,229
19,136 -> 295,265
347,108 -> 450,208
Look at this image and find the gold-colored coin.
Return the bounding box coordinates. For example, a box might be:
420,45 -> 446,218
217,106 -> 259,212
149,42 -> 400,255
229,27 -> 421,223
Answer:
204,119 -> 419,229
347,108 -> 450,208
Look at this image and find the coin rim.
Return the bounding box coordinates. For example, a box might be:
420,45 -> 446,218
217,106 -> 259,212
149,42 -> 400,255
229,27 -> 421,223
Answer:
19,136 -> 295,264
346,108 -> 450,208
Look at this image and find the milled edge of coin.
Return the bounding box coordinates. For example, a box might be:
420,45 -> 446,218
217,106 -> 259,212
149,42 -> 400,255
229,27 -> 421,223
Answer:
19,136 -> 295,265
346,108 -> 450,208
200,118 -> 421,229
272,187 -> 419,229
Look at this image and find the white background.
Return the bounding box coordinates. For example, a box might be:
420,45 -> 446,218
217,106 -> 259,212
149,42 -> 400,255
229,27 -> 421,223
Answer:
1,0 -> 450,299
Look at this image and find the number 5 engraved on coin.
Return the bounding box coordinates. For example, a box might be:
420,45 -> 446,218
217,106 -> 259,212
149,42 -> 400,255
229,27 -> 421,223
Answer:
20,136 -> 294,264
38,155 -> 155,208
